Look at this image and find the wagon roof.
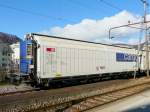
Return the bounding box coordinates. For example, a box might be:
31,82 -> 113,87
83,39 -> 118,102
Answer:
30,33 -> 137,50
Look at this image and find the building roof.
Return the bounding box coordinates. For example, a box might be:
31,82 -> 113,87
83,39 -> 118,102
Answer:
0,32 -> 22,44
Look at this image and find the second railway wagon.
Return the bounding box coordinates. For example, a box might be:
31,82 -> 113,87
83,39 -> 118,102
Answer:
20,33 -> 138,86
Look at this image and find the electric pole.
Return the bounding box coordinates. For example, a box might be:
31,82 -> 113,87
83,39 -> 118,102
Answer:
141,0 -> 149,77
109,0 -> 150,78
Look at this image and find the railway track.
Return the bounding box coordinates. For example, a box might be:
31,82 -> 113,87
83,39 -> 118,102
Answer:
1,78 -> 150,112
28,79 -> 150,112
0,88 -> 37,96
64,83 -> 150,112
0,84 -> 37,96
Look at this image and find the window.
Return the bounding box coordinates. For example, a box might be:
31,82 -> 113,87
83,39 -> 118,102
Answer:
2,51 -> 5,56
2,63 -> 7,67
8,53 -> 11,56
2,47 -> 8,56
26,44 -> 32,59
2,58 -> 5,61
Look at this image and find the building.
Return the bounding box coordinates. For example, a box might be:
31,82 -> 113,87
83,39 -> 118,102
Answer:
10,42 -> 20,65
0,42 -> 13,82
0,42 -> 13,68
0,32 -> 21,81
0,32 -> 21,68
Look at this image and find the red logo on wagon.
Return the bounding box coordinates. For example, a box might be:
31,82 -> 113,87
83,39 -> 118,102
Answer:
46,48 -> 55,52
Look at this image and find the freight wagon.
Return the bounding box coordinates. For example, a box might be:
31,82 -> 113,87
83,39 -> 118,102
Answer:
20,33 -> 146,86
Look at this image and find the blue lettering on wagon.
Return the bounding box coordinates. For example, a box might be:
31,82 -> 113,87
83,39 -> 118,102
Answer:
116,52 -> 137,62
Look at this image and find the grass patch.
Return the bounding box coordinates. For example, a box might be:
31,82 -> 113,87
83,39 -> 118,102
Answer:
0,81 -> 11,86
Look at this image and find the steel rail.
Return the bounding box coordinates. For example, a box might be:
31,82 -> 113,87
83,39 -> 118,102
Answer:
27,80 -> 150,112
0,88 -> 38,96
65,83 -> 150,112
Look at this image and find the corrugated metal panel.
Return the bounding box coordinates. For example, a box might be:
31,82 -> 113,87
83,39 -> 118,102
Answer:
32,34 -> 139,79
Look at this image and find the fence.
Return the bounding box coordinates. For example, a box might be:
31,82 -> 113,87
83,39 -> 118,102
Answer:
0,64 -> 19,82
9,64 -> 19,75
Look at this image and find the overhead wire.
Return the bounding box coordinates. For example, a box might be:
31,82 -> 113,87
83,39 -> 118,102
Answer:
0,3 -> 74,23
68,0 -> 112,14
68,0 -> 109,15
98,0 -> 123,11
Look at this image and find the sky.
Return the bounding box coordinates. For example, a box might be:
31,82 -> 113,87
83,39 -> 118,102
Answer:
0,0 -> 150,44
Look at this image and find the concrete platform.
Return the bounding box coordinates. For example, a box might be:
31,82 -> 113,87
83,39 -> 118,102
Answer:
86,89 -> 150,112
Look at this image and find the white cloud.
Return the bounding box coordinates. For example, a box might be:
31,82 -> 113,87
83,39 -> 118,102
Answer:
40,10 -> 144,44
128,38 -> 139,45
